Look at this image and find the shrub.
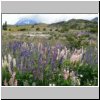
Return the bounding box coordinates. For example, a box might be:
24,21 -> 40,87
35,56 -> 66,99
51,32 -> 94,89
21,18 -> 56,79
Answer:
50,29 -> 52,31
43,28 -> 46,31
36,27 -> 40,31
9,29 -> 11,31
55,29 -> 58,31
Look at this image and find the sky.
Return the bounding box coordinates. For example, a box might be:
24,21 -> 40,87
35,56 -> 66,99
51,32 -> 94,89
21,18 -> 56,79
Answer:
2,14 -> 98,25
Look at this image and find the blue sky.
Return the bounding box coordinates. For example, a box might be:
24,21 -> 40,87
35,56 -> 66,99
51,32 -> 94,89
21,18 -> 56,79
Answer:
2,14 -> 98,25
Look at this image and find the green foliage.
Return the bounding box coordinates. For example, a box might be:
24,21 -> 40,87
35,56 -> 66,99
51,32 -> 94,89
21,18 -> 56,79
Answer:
65,33 -> 90,49
15,71 -> 34,86
65,33 -> 80,49
89,28 -> 98,33
76,64 -> 98,86
2,67 -> 11,85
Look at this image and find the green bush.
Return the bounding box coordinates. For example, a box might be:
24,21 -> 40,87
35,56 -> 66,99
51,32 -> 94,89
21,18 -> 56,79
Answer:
76,64 -> 98,86
36,27 -> 40,31
2,67 -> 11,85
50,29 -> 52,31
89,28 -> 98,33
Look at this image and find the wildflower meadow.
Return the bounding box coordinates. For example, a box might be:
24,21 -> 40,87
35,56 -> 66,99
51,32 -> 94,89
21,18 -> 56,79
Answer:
2,14 -> 98,86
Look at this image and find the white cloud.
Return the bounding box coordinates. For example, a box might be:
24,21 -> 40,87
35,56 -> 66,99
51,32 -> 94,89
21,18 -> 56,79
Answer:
2,14 -> 98,25
2,14 -> 33,25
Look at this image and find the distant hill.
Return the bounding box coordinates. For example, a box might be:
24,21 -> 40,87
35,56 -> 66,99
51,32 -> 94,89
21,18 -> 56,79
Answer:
49,18 -> 98,32
49,21 -> 66,27
64,19 -> 97,29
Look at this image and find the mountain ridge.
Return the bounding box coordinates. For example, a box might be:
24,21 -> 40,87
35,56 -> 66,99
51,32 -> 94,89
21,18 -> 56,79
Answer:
15,17 -> 98,26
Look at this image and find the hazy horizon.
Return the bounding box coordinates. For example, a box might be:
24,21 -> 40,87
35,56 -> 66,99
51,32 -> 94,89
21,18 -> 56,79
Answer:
2,14 -> 98,25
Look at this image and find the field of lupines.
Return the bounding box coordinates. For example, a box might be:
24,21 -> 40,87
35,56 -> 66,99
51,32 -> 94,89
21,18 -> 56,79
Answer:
2,37 -> 98,86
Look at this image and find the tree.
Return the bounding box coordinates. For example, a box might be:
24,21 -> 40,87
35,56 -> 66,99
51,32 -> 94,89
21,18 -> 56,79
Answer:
3,21 -> 7,30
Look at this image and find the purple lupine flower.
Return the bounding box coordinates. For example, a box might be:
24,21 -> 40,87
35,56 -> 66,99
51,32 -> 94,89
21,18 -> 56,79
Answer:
12,41 -> 21,53
20,49 -> 31,57
53,47 -> 58,61
38,53 -> 42,68
46,47 -> 51,64
30,59 -> 34,68
56,43 -> 62,50
10,60 -> 14,73
83,46 -> 98,65
51,48 -> 58,70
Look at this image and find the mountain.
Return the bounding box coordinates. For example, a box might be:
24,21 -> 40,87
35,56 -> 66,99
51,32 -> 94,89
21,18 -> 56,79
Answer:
91,17 -> 98,22
15,18 -> 40,25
